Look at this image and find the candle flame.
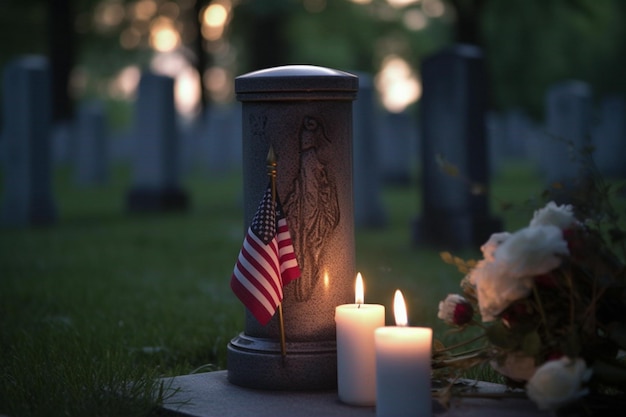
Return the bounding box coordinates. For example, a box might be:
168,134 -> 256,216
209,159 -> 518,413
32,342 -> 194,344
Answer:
355,273 -> 364,305
394,290 -> 408,326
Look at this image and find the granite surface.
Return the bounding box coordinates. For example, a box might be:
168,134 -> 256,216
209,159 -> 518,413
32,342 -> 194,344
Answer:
160,371 -> 553,417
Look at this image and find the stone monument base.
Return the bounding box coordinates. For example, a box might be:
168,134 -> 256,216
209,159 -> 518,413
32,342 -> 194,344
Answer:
227,333 -> 337,390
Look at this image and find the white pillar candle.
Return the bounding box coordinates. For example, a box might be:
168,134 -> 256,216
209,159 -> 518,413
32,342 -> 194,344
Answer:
335,273 -> 385,405
375,290 -> 432,417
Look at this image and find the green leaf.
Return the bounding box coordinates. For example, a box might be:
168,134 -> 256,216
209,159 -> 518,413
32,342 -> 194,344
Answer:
521,331 -> 541,357
486,322 -> 522,350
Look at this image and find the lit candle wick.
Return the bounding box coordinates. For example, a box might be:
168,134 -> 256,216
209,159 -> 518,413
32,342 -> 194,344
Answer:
355,272 -> 365,305
393,290 -> 409,327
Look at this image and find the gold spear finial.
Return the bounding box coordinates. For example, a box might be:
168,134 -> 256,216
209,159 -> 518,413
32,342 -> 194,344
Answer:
266,145 -> 277,177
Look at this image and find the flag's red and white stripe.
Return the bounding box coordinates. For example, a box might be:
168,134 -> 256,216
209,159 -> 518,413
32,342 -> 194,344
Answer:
231,186 -> 300,325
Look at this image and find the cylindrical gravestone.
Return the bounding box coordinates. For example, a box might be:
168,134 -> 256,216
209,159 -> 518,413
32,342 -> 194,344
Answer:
228,65 -> 358,390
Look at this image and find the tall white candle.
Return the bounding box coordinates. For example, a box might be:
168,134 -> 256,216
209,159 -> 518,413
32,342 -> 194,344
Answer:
375,290 -> 432,417
335,273 -> 385,405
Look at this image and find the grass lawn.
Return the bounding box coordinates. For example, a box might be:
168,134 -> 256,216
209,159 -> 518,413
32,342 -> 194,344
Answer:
0,161 -> 545,416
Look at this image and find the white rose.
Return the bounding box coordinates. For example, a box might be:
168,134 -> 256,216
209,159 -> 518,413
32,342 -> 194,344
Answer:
530,201 -> 576,229
495,225 -> 569,278
470,226 -> 567,321
491,352 -> 536,382
472,260 -> 533,321
480,232 -> 511,262
526,357 -> 592,410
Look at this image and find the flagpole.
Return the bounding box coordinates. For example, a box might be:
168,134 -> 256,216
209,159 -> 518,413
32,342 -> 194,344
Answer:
267,146 -> 287,358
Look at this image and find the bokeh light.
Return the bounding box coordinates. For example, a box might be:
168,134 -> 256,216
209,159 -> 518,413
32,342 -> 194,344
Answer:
151,52 -> 201,118
149,16 -> 180,52
386,0 -> 421,8
403,9 -> 428,31
107,65 -> 141,100
201,0 -> 232,41
375,55 -> 421,113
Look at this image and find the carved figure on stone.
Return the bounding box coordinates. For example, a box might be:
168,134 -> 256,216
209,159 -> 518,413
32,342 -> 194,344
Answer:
285,116 -> 340,301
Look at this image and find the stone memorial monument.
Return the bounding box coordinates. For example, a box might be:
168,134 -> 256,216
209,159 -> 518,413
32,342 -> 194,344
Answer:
228,65 -> 358,390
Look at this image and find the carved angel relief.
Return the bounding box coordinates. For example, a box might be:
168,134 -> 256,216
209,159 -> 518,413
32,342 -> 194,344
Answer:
284,116 -> 340,301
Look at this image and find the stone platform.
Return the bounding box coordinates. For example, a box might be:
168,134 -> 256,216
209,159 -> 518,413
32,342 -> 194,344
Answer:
160,371 -> 551,417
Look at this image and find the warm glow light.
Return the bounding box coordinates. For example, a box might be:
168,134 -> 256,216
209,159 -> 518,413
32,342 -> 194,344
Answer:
203,3 -> 228,27
151,52 -> 201,118
422,0 -> 445,17
375,55 -> 421,113
160,1 -> 180,19
386,0 -> 420,7
204,66 -> 233,103
393,290 -> 408,326
134,0 -> 157,20
355,273 -> 364,305
174,67 -> 201,118
150,17 -> 180,52
323,272 -> 330,291
347,0 -> 371,4
403,9 -> 428,31
95,0 -> 125,29
201,1 -> 231,41
109,65 -> 141,99
120,27 -> 141,49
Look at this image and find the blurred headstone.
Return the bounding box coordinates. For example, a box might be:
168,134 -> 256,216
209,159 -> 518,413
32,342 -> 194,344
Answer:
592,94 -> 626,178
1,56 -> 57,227
74,101 -> 109,186
543,80 -> 593,185
126,72 -> 189,212
353,73 -> 387,228
487,109 -> 533,174
413,45 -> 501,250
200,104 -> 242,176
378,110 -> 416,185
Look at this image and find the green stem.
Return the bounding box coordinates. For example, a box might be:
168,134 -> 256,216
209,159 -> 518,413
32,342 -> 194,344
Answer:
435,333 -> 488,354
532,284 -> 551,340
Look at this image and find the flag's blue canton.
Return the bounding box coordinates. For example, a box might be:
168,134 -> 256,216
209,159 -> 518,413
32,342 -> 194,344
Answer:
250,188 -> 276,245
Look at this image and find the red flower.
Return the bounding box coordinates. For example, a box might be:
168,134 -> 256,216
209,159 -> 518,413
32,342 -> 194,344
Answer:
562,228 -> 586,260
534,273 -> 559,289
453,301 -> 474,326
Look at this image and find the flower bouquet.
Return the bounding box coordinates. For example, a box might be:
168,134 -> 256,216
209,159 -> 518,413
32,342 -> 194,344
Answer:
433,201 -> 626,412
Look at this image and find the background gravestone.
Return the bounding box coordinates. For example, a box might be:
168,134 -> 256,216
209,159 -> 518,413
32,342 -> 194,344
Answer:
413,44 -> 501,250
352,72 -> 387,229
1,55 -> 57,227
201,104 -> 242,177
378,110 -> 416,185
126,72 -> 189,212
592,94 -> 626,178
543,80 -> 593,186
74,100 -> 109,186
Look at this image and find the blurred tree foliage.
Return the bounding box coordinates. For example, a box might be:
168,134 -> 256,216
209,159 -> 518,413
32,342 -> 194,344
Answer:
0,0 -> 625,121
229,0 -> 449,74
482,0 -> 626,118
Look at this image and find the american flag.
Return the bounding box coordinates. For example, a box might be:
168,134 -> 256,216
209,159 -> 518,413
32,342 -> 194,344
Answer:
230,184 -> 300,325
